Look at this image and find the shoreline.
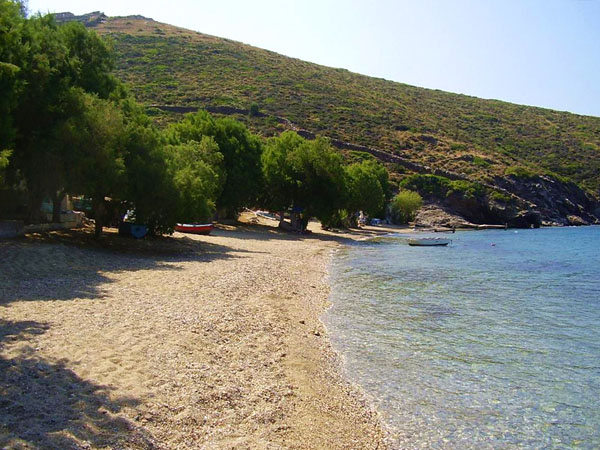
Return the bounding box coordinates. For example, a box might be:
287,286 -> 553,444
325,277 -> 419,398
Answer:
0,217 -> 395,449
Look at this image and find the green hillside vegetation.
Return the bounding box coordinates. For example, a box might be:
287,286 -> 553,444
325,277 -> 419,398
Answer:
89,16 -> 600,194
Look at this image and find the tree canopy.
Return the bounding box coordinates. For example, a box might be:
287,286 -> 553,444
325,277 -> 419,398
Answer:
0,0 -> 23,159
3,9 -> 118,222
167,110 -> 263,217
345,159 -> 389,218
166,137 -> 224,227
261,131 -> 388,228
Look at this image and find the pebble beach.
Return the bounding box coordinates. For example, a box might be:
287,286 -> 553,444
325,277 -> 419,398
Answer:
0,216 -> 394,449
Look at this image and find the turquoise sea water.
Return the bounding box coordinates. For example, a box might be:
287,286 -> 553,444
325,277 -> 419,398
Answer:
325,227 -> 600,449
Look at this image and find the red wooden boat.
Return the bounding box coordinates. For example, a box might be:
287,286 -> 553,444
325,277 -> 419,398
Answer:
175,223 -> 214,235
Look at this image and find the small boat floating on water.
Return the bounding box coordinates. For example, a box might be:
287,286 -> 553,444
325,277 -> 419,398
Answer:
407,237 -> 451,246
175,223 -> 214,235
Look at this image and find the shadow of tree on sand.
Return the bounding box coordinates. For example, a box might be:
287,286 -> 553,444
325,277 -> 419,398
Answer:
0,230 -> 260,305
0,318 -> 158,449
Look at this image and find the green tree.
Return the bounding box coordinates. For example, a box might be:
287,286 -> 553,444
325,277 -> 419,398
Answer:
9,13 -> 117,222
1,6 -> 225,236
168,110 -> 263,217
44,87 -> 96,222
15,0 -> 26,16
118,99 -> 176,234
11,14 -> 70,221
389,190 -> 423,224
249,102 -> 260,117
66,94 -> 127,237
399,174 -> 449,199
0,0 -> 25,161
260,130 -> 304,222
59,21 -> 116,98
53,91 -> 222,236
71,95 -> 221,237
119,98 -> 226,234
290,137 -> 346,227
167,137 -> 224,226
261,131 -> 346,228
345,159 -> 388,218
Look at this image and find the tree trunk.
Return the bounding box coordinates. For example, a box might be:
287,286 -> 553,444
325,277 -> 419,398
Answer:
279,210 -> 285,227
51,191 -> 65,223
300,214 -> 309,233
290,211 -> 300,231
94,220 -> 102,238
27,192 -> 43,224
93,196 -> 105,238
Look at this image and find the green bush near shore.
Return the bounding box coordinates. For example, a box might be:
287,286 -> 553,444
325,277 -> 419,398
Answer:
389,190 -> 423,224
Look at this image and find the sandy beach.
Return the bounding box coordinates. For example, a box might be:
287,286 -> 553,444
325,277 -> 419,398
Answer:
0,217 -> 399,449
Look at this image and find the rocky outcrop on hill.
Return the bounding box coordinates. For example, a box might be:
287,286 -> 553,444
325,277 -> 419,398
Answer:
413,203 -> 544,230
494,175 -> 599,226
421,191 -> 542,229
54,11 -> 107,27
412,172 -> 599,228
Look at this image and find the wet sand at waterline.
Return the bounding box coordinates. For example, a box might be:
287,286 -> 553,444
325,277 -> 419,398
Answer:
0,216 -> 400,449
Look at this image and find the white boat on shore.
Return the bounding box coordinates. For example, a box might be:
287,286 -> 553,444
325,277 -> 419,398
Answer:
407,237 -> 451,246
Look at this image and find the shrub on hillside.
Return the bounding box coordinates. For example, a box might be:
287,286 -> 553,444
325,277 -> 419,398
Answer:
505,166 -> 537,179
399,174 -> 449,198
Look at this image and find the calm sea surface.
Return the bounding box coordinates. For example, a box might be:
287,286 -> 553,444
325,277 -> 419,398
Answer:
325,226 -> 600,449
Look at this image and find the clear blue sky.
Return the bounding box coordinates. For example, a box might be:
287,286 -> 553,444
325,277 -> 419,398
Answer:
26,0 -> 600,117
